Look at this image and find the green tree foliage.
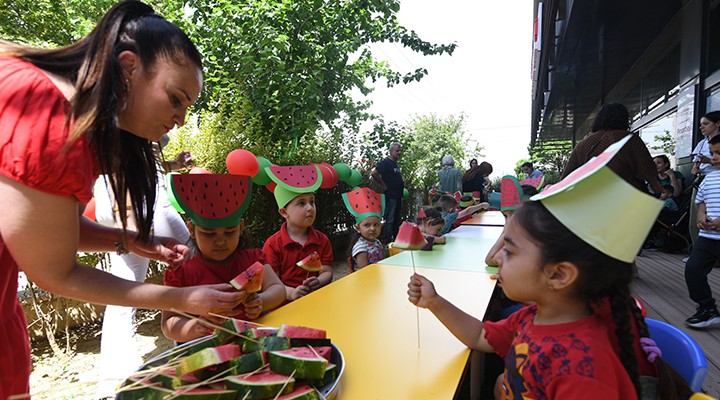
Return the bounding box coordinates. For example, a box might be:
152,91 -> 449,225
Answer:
400,113 -> 482,191
522,139 -> 572,185
650,129 -> 675,155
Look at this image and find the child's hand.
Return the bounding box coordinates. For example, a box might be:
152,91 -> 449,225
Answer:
242,293 -> 263,320
697,214 -> 712,230
290,284 -> 311,301
435,235 -> 446,244
407,273 -> 438,309
303,276 -> 321,291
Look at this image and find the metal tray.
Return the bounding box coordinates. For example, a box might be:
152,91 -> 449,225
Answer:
116,334 -> 344,399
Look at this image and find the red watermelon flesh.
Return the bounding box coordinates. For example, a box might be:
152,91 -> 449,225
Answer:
171,174 -> 252,228
500,176 -> 523,211
520,176 -> 544,189
230,262 -> 264,293
267,165 -> 321,192
277,324 -> 327,339
214,318 -> 257,343
296,252 -> 321,272
313,346 -> 332,361
394,222 -> 427,250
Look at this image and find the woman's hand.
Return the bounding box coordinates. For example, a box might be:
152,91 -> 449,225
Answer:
407,273 -> 438,309
691,163 -> 701,175
129,235 -> 191,268
181,283 -> 247,317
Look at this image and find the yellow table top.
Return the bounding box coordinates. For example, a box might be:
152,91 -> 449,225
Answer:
257,264 -> 497,400
461,210 -> 505,226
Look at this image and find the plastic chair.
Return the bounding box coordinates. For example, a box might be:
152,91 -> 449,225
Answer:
646,318 -> 708,392
690,393 -> 717,400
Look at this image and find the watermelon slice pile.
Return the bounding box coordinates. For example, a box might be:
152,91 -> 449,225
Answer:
116,322 -> 339,400
394,222 -> 428,250
230,261 -> 265,293
296,252 -> 322,272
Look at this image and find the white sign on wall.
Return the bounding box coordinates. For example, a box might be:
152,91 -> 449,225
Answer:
675,84 -> 695,158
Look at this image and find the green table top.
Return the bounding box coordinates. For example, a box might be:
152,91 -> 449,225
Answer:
379,237 -> 498,272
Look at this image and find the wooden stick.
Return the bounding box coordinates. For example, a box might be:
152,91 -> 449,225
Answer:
410,250 -> 420,350
170,309 -> 261,343
207,313 -> 269,327
273,370 -> 297,400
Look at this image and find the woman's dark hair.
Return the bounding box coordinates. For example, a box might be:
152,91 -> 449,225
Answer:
654,154 -> 670,168
513,201 -> 692,399
416,206 -> 445,226
591,103 -> 630,132
703,110 -> 720,123
0,1 -> 203,242
478,161 -> 493,176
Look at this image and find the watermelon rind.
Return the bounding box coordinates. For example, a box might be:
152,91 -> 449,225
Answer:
176,344 -> 241,377
341,188 -> 385,224
214,319 -> 256,344
276,384 -> 321,400
268,348 -> 328,379
168,387 -> 237,399
305,363 -> 338,388
266,165 -> 322,193
296,252 -> 322,272
228,351 -> 267,375
224,371 -> 295,399
116,380 -> 173,400
170,174 -> 253,229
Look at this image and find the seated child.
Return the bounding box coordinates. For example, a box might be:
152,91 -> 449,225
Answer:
408,138 -> 691,399
162,174 -> 286,343
415,206 -> 446,251
436,193 -> 490,235
343,188 -> 386,271
263,165 -> 334,301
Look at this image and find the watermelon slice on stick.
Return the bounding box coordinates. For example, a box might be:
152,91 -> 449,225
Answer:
393,221 -> 428,350
230,261 -> 265,293
296,252 -> 321,272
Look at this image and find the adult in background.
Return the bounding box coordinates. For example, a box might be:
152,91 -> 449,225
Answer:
371,142 -> 404,242
520,161 -> 544,179
688,111 -> 720,247
0,2 -> 245,396
437,155 -> 462,193
94,135 -> 195,397
462,159 -> 493,201
654,154 -> 685,199
562,103 -> 664,195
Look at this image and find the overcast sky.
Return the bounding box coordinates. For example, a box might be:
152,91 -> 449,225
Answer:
362,0 -> 534,176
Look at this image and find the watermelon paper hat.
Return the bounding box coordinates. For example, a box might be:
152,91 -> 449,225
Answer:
266,165 -> 322,208
529,135 -> 663,263
500,175 -> 525,212
520,175 -> 545,189
341,187 -> 385,224
170,174 -> 253,228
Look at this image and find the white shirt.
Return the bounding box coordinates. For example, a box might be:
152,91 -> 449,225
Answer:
696,169 -> 720,240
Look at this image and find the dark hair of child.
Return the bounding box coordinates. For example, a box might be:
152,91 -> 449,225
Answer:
416,206 -> 445,226
190,223 -> 250,254
709,133 -> 720,145
520,184 -> 539,197
437,194 -> 458,211
514,201 -> 692,399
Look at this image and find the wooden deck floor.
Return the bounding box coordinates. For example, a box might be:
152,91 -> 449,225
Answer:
634,248 -> 720,397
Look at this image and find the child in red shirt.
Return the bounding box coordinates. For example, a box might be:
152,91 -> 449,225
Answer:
263,165 -> 333,301
162,174 -> 285,343
407,138 -> 691,399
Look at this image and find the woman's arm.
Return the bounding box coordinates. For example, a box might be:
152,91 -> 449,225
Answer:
0,176 -> 244,316
669,171 -> 683,197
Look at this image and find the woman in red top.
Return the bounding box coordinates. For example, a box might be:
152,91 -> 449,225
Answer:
0,2 -> 245,397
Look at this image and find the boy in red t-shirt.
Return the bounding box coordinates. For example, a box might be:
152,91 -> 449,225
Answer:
263,166 -> 334,301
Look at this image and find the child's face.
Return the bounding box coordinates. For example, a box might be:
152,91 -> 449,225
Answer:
192,222 -> 243,263
492,217 -> 546,303
354,216 -> 382,241
280,193 -> 316,229
710,142 -> 720,168
420,221 -> 443,236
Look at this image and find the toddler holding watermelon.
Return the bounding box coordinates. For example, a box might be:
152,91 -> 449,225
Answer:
343,188 -> 387,270
162,174 -> 286,343
407,137 -> 692,400
263,165 -> 334,301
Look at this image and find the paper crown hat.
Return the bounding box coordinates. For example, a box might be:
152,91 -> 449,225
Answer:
169,174 -> 253,228
266,165 -> 323,208
342,187 -> 385,224
529,135 -> 663,263
500,175 -> 526,212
